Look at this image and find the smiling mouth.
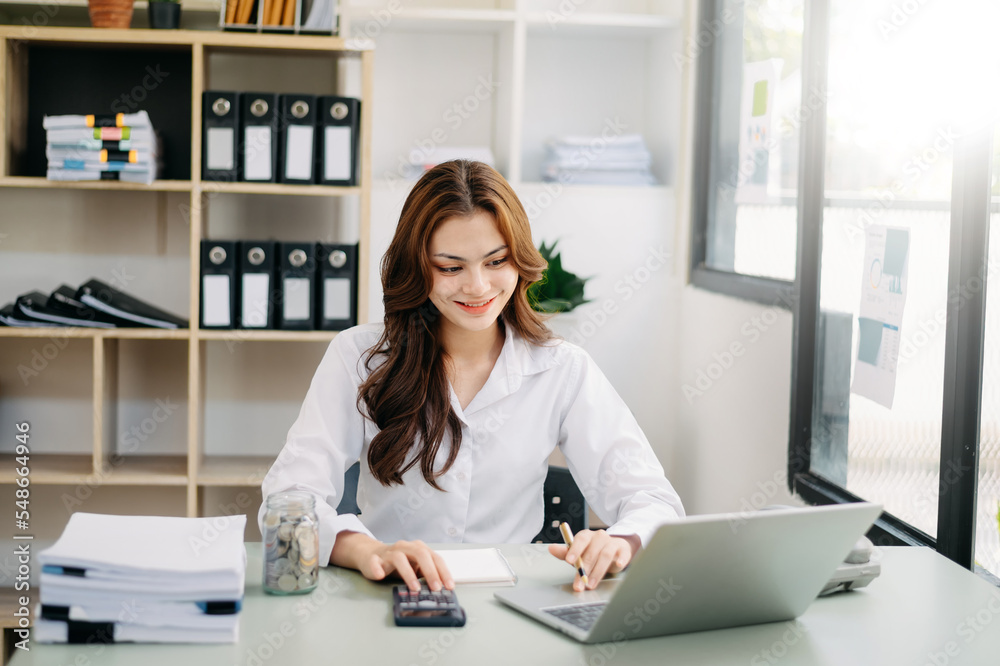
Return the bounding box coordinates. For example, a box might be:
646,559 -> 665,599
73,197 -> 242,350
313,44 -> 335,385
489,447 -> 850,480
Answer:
458,297 -> 496,308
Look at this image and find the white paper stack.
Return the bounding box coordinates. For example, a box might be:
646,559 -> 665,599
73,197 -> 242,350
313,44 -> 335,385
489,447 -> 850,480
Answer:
542,133 -> 656,186
35,513 -> 246,644
44,111 -> 160,185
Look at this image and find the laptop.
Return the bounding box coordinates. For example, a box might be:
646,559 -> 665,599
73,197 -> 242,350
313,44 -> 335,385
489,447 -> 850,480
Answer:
494,502 -> 882,643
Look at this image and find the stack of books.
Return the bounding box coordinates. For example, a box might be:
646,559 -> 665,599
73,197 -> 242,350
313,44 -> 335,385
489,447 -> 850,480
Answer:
0,279 -> 188,329
44,110 -> 159,185
542,134 -> 656,186
36,513 -> 246,644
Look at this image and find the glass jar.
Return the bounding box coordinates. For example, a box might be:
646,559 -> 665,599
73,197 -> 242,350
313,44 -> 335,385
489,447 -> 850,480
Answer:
263,491 -> 319,595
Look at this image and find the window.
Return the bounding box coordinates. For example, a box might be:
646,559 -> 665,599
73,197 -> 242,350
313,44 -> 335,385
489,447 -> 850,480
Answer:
782,0 -> 1000,578
695,0 -> 1000,577
691,0 -> 804,303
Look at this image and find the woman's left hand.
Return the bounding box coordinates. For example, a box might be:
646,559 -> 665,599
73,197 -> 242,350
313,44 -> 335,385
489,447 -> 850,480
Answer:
547,530 -> 641,591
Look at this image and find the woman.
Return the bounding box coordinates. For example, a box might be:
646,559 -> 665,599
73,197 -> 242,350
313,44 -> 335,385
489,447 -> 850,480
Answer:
259,160 -> 683,593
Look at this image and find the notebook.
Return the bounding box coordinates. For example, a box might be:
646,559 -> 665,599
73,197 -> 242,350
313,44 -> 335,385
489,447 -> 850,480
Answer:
435,548 -> 517,587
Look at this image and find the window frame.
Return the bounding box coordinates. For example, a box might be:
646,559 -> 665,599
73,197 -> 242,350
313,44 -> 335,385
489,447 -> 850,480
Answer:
693,0 -> 997,577
689,0 -> 797,308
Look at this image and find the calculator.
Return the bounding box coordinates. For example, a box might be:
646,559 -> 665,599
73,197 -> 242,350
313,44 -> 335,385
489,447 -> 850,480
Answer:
392,584 -> 467,627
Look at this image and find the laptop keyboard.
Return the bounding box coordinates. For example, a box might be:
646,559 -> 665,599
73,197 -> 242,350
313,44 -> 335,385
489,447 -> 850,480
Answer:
543,602 -> 608,631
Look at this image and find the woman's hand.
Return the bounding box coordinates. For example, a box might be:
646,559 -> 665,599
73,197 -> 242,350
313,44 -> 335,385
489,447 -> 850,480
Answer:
330,531 -> 454,591
547,530 -> 640,591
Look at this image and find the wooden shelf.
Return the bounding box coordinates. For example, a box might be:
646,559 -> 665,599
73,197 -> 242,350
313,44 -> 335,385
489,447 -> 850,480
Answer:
0,176 -> 193,192
343,7 -> 517,33
196,181 -> 362,197
197,455 -> 274,486
197,329 -> 339,342
523,11 -> 680,35
0,454 -> 189,485
0,454 -> 93,484
97,455 -> 189,486
0,27 -> 366,53
0,328 -> 190,339
0,328 -> 341,341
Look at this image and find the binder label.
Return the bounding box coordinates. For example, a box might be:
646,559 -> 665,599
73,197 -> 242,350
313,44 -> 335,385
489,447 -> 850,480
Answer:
244,126 -> 273,181
285,126 -> 315,181
202,275 -> 232,327
324,278 -> 351,320
324,126 -> 352,182
283,278 -> 311,321
206,128 -> 235,171
242,273 -> 270,328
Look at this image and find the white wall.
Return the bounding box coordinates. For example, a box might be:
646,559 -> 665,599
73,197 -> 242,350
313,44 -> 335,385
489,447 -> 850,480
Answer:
671,287 -> 800,514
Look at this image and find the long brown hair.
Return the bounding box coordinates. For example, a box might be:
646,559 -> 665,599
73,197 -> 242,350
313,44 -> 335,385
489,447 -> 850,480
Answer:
359,160 -> 550,488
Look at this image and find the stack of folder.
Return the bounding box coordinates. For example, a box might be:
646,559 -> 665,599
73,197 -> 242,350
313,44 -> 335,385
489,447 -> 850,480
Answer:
36,513 -> 246,645
0,280 -> 188,329
44,110 -> 160,185
542,133 -> 656,186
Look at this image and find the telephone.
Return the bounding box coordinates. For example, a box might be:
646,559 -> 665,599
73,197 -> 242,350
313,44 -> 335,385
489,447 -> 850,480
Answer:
762,505 -> 882,595
819,534 -> 881,595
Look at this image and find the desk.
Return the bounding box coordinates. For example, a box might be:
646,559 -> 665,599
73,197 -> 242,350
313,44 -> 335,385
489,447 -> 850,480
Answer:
10,545 -> 1000,666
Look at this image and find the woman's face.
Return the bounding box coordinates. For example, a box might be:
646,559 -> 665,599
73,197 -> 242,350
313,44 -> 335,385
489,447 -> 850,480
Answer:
427,210 -> 518,338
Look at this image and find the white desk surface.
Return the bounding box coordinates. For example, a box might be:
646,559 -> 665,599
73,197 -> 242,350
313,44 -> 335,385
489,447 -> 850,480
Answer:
11,544 -> 1000,666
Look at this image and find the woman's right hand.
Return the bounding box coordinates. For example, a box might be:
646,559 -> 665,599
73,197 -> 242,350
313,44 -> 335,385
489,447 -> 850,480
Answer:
330,531 -> 454,591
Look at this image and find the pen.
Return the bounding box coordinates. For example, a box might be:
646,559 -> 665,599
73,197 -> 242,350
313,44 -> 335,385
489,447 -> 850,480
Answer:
559,522 -> 589,587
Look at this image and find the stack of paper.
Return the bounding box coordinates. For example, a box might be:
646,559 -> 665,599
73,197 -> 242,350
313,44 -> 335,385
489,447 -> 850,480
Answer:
35,513 -> 246,644
542,134 -> 656,186
44,111 -> 160,185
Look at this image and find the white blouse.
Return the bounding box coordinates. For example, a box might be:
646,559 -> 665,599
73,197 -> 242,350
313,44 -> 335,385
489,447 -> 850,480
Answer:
258,322 -> 684,566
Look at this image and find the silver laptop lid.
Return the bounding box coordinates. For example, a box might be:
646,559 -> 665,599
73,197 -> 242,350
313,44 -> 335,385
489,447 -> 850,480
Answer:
497,502 -> 882,643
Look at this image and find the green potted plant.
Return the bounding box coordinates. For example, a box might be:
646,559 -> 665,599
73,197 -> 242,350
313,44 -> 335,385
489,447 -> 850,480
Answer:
148,0 -> 181,29
528,240 -> 590,314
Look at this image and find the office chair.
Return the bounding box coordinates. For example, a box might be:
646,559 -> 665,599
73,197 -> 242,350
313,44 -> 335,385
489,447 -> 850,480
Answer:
532,466 -> 588,543
335,462 -> 588,543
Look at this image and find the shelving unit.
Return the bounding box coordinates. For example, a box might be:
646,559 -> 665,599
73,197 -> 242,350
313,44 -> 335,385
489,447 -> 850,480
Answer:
339,0 -> 682,187
0,26 -> 372,539
0,0 -> 689,543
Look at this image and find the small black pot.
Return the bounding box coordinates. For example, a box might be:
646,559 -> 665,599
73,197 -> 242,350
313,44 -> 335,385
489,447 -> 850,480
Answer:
148,1 -> 181,29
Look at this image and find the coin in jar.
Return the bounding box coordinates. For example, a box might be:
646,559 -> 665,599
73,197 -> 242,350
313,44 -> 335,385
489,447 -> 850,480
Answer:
277,573 -> 298,592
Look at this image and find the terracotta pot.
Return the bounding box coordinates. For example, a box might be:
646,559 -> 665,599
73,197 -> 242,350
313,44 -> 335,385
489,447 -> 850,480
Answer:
88,0 -> 134,28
